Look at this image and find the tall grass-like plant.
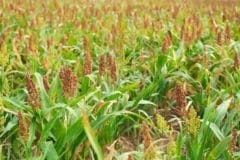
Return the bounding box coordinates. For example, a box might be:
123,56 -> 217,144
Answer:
0,0 -> 240,159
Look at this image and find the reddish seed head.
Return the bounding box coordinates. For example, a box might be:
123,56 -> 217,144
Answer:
162,34 -> 172,54
111,25 -> 117,43
82,14 -> 88,30
25,74 -> 40,109
174,83 -> 187,118
47,38 -> 53,49
176,83 -> 187,108
18,111 -> 29,141
83,36 -> 89,52
0,32 -> 6,48
225,24 -> 231,43
49,13 -> 54,27
82,51 -> 92,76
217,29 -> 222,46
108,54 -> 117,82
99,54 -> 106,76
17,28 -> 23,40
143,15 -> 149,29
142,122 -> 152,149
197,27 -> 202,39
229,129 -> 238,154
127,154 -> 134,160
210,17 -> 218,33
180,19 -> 186,39
234,52 -> 239,70
43,75 -> 50,92
28,35 -> 34,52
59,66 -> 78,98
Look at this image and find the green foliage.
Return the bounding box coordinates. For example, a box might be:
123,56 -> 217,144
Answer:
0,0 -> 240,159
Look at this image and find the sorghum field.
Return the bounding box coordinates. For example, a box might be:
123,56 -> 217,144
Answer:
0,0 -> 240,159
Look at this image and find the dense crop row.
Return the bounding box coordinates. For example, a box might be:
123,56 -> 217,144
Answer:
0,0 -> 240,159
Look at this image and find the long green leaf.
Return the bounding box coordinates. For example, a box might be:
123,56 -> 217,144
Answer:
39,113 -> 59,143
82,109 -> 104,160
132,80 -> 159,107
214,98 -> 232,125
41,141 -> 59,160
210,123 -> 225,140
207,137 -> 232,160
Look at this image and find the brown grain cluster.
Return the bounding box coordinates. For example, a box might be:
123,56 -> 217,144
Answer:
210,18 -> 218,34
0,32 -> 6,48
28,35 -> 34,52
162,31 -> 172,54
180,16 -> 203,46
43,75 -> 50,92
176,83 -> 187,108
142,122 -> 152,149
111,25 -> 117,43
217,29 -> 222,46
26,74 -> 40,109
18,111 -> 29,141
225,24 -> 231,43
143,15 -> 149,29
234,52 -> 239,70
47,37 -> 53,49
175,83 -> 187,118
82,36 -> 92,75
83,36 -> 89,52
127,154 -> 134,160
82,51 -> 93,76
229,129 -> 238,154
203,51 -> 208,68
108,54 -> 117,82
59,66 -> 78,98
99,54 -> 106,76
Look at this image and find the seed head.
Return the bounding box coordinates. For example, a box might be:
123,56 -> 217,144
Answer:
26,74 -> 40,109
166,139 -> 177,158
180,19 -> 185,39
82,13 -> 88,30
156,114 -> 171,136
210,17 -> 218,33
197,27 -> 202,39
185,106 -> 201,136
217,30 -> 222,46
18,111 -> 29,141
203,47 -> 208,68
49,13 -> 54,27
229,129 -> 238,154
47,38 -> 53,49
143,15 -> 149,29
0,96 -> 5,133
108,54 -> 117,82
17,28 -> 23,40
111,25 -> 117,43
127,154 -> 134,160
162,34 -> 172,54
99,54 -> 106,76
225,24 -> 231,43
0,32 -> 6,48
82,51 -> 92,75
175,83 -> 187,118
142,122 -> 152,149
83,36 -> 89,53
175,83 -> 187,108
28,35 -> 34,52
234,52 -> 239,70
59,66 -> 78,98
43,75 -> 50,92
